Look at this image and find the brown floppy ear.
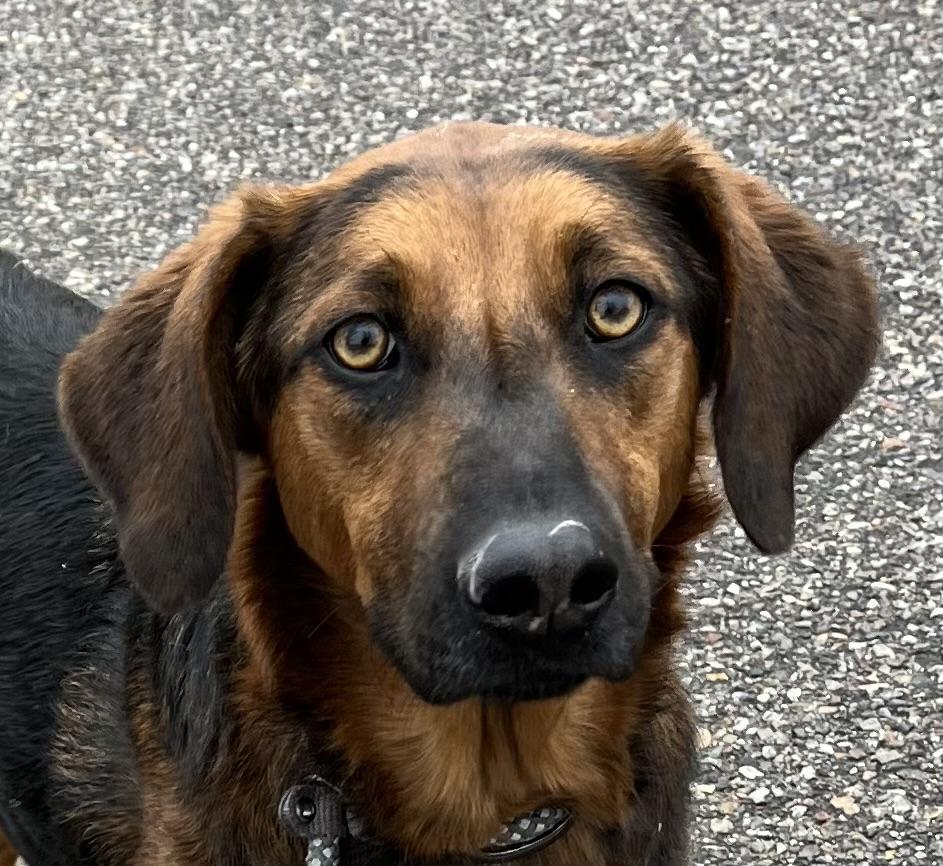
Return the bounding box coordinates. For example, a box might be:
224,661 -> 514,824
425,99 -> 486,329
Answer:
59,186 -> 307,613
623,126 -> 880,552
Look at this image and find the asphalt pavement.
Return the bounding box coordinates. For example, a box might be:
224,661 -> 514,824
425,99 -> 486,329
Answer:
1,1 -> 940,863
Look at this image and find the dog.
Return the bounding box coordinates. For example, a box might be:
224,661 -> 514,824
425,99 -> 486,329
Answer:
0,122 -> 879,866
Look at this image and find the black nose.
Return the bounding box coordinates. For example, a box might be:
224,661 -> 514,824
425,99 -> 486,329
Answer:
457,519 -> 620,637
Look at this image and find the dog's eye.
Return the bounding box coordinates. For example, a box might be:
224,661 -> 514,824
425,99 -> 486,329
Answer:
329,316 -> 394,371
586,282 -> 647,340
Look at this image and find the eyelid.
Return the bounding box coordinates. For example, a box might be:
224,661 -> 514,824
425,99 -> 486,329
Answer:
292,269 -> 400,350
289,309 -> 386,376
588,276 -> 655,303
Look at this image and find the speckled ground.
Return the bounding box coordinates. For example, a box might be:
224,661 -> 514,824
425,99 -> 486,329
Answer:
1,1 -> 940,864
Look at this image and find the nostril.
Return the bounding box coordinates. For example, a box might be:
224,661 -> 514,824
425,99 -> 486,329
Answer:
478,572 -> 540,618
570,560 -> 619,607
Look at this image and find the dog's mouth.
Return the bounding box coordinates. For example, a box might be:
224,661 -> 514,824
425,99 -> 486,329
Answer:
368,582 -> 650,705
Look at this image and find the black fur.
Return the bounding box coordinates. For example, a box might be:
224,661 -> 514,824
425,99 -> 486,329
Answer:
0,250 -> 117,863
148,590 -> 239,789
0,252 -> 233,862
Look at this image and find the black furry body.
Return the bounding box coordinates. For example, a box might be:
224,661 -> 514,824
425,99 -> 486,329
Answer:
0,250 -> 114,862
0,252 -> 241,864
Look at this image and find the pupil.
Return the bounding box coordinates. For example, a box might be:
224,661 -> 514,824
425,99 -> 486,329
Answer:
347,322 -> 378,353
599,292 -> 629,321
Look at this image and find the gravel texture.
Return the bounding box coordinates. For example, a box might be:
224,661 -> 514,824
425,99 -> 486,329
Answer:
1,1 -> 940,864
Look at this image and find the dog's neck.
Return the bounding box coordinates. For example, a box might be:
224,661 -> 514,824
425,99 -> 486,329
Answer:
207,465 -> 719,862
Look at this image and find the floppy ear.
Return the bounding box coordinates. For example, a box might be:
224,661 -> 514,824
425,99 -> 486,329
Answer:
623,126 -> 880,552
59,186 -> 307,613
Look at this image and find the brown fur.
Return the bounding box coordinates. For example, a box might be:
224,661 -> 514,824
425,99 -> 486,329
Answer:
40,121 -> 879,865
0,832 -> 16,866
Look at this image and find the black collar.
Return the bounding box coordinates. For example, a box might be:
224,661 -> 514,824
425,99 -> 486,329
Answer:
280,777 -> 572,865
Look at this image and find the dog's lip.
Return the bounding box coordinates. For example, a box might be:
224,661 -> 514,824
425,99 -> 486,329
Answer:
397,632 -> 639,705
369,579 -> 648,705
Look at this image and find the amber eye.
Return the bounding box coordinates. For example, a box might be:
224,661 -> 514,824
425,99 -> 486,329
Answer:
586,283 -> 647,340
329,316 -> 393,371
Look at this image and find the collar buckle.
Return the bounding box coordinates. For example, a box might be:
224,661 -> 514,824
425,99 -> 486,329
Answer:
279,776 -> 349,866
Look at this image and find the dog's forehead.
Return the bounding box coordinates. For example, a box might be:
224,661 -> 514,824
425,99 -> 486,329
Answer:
315,123 -> 675,322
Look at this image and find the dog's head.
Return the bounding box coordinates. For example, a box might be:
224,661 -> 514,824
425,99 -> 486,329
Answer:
59,123 -> 878,703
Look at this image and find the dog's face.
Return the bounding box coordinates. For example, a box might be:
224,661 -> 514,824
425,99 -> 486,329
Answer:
268,144 -> 708,702
59,123 -> 878,704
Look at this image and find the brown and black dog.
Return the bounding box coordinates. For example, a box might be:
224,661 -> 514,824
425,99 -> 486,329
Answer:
0,122 -> 878,866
